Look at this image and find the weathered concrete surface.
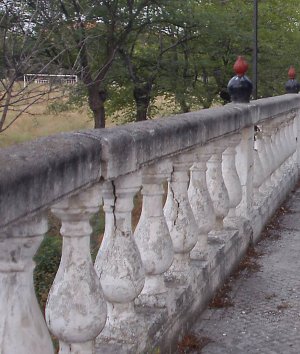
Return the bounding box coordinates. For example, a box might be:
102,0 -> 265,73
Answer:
0,132 -> 103,228
95,224 -> 253,354
1,94 -> 299,229
189,185 -> 300,354
1,94 -> 300,354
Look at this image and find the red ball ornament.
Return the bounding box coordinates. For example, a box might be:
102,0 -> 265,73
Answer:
233,56 -> 248,77
288,66 -> 296,80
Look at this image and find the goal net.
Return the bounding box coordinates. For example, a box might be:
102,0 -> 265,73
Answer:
23,74 -> 78,87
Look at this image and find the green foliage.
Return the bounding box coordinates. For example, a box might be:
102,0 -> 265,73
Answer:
47,100 -> 71,114
33,210 -> 105,310
67,82 -> 89,108
90,209 -> 105,261
3,0 -> 300,126
33,217 -> 62,310
47,83 -> 90,114
106,83 -> 136,124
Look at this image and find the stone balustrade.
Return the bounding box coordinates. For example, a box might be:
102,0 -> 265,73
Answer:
1,94 -> 300,354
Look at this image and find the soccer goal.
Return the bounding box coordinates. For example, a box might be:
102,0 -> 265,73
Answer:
23,74 -> 78,88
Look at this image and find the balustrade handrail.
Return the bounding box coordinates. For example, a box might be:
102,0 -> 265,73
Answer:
2,92 -> 300,354
0,94 -> 300,230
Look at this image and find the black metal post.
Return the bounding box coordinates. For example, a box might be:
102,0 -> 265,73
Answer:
253,0 -> 258,99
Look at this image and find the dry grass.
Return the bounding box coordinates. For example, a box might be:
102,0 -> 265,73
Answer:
209,281 -> 234,309
0,108 -> 94,147
0,85 -> 94,147
232,245 -> 263,278
0,83 -> 182,148
177,334 -> 213,353
277,302 -> 291,311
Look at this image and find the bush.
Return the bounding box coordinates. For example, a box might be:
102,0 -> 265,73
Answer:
33,210 -> 105,310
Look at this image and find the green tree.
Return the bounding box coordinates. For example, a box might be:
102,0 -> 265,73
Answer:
28,0 -> 163,128
257,0 -> 300,96
0,0 -> 68,131
2,0 -> 300,131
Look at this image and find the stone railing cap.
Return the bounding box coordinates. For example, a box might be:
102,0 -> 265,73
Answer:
0,94 -> 298,229
0,132 -> 102,229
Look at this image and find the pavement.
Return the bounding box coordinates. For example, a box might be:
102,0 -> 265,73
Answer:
188,187 -> 300,354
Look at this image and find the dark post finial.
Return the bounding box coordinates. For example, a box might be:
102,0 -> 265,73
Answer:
285,66 -> 300,93
227,56 -> 253,103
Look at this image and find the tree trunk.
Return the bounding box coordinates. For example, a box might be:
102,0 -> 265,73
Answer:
0,82 -> 13,131
133,82 -> 152,122
0,70 -> 15,132
179,97 -> 190,113
93,103 -> 106,129
87,85 -> 107,128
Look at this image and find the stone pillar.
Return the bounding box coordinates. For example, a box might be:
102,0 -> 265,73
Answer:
164,153 -> 198,282
134,161 -> 174,305
264,130 -> 276,190
283,121 -> 293,180
288,116 -> 298,179
46,185 -> 107,354
94,174 -> 145,340
236,126 -> 255,219
0,215 -> 54,354
188,147 -> 216,260
283,122 -> 291,162
206,143 -> 230,230
270,125 -> 282,185
265,129 -> 276,176
253,143 -> 265,206
294,110 -> 300,176
290,116 -> 297,156
278,123 -> 288,179
256,129 -> 272,191
222,134 -> 242,224
273,126 -> 284,186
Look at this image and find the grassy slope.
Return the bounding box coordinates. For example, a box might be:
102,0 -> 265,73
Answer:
0,84 -> 179,148
0,104 -> 94,147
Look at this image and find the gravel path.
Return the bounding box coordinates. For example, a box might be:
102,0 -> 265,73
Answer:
189,188 -> 300,354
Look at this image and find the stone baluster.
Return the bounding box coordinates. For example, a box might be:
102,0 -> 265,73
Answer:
284,120 -> 295,183
278,120 -> 293,190
94,174 -> 145,340
288,117 -> 297,179
292,116 -> 298,178
273,126 -> 283,179
264,124 -> 278,193
282,122 -> 291,167
289,117 -> 296,154
0,215 -> 54,354
256,129 -> 272,192
263,128 -> 276,192
271,125 -> 282,185
163,153 -> 198,282
46,185 -> 107,354
134,161 -> 174,306
285,119 -> 293,172
274,123 -> 287,198
291,116 -> 297,154
206,141 -> 230,230
235,126 -> 255,219
277,123 -> 288,182
222,134 -> 242,226
188,147 -> 216,260
293,114 -> 298,155
253,144 -> 265,206
296,109 -> 300,170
